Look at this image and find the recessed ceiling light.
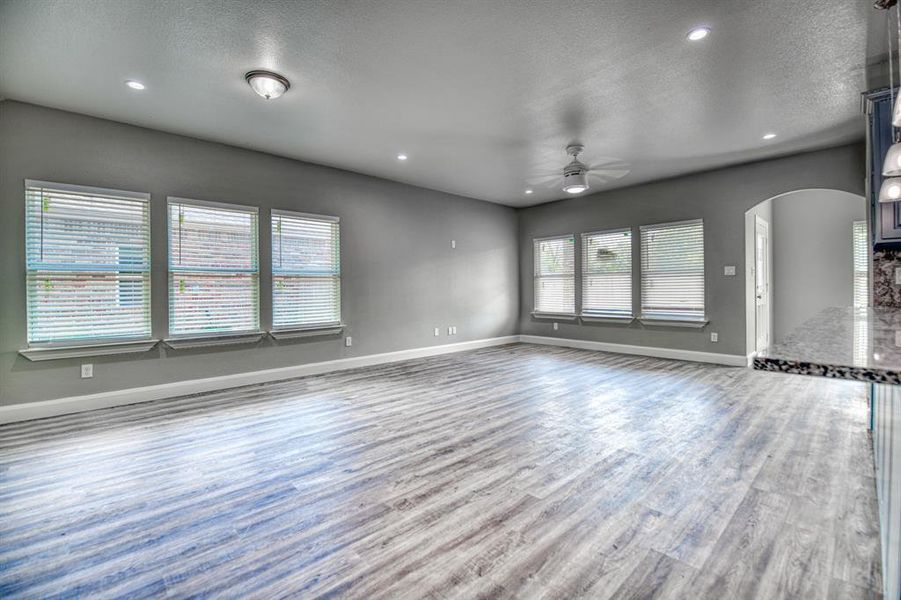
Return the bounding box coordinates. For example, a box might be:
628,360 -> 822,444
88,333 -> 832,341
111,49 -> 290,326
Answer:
525,189 -> 533,195
125,80 -> 145,90
687,27 -> 710,41
245,70 -> 290,100
762,132 -> 777,140
397,154 -> 408,161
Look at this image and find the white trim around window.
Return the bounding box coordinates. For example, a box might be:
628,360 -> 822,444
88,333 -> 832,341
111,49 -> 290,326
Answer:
20,180 -> 156,359
639,219 -> 707,325
167,197 -> 262,342
533,234 -> 576,317
580,227 -> 633,320
270,209 -> 342,335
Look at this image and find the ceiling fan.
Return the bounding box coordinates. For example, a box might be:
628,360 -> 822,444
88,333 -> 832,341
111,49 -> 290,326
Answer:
528,144 -> 631,195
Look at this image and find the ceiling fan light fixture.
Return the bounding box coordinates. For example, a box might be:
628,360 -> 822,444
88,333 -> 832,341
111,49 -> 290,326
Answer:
245,70 -> 290,100
879,176 -> 901,203
562,144 -> 590,194
563,181 -> 588,194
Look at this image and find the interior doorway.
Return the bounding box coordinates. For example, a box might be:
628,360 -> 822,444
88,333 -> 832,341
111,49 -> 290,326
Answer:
754,216 -> 770,354
744,188 -> 867,358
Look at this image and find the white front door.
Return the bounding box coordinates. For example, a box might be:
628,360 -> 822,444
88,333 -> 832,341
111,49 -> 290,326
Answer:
755,217 -> 770,353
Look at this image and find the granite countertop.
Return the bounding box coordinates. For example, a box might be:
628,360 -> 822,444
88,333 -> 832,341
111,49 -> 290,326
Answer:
753,306 -> 901,384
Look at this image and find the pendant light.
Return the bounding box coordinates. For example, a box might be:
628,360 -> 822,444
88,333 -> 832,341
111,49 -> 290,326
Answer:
880,177 -> 901,202
894,4 -> 901,128
881,5 -> 901,200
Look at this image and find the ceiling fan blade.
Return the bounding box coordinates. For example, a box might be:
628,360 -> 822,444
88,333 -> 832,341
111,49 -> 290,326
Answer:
587,160 -> 631,171
588,168 -> 630,180
526,174 -> 560,186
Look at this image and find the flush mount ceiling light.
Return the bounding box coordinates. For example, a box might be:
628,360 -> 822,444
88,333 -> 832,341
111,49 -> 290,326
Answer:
245,70 -> 290,100
125,80 -> 145,90
762,132 -> 777,140
397,154 -> 408,161
562,145 -> 589,194
525,189 -> 533,195
687,27 -> 710,41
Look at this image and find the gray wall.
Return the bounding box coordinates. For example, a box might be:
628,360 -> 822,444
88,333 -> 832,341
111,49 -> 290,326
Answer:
0,101 -> 519,406
518,143 -> 866,357
771,189 -> 866,340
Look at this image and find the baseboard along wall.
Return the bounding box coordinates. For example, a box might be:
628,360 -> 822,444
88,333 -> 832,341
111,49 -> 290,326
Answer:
0,335 -> 750,424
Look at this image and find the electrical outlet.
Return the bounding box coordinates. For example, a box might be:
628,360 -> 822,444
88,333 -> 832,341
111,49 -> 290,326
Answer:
345,336 -> 352,347
81,363 -> 93,379
451,240 -> 456,249
710,332 -> 719,343
895,331 -> 901,347
434,327 -> 440,337
723,265 -> 736,276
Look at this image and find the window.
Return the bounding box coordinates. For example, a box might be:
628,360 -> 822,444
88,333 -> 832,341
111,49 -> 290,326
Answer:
271,210 -> 341,330
25,180 -> 151,344
533,235 -> 575,315
168,198 -> 259,338
640,219 -> 705,321
853,220 -> 868,308
581,229 -> 632,317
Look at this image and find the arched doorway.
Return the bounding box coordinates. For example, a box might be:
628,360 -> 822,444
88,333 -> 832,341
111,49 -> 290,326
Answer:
745,189 -> 867,355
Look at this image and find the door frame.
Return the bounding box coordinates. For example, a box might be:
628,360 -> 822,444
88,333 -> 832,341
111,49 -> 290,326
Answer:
753,215 -> 773,354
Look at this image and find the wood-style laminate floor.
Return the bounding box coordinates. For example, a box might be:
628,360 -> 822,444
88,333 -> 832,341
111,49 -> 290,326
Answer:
0,344 -> 883,599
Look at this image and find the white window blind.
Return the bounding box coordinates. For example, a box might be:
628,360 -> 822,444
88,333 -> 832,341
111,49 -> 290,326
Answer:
272,210 -> 341,330
168,198 -> 259,337
25,180 -> 151,344
534,235 -> 575,315
853,220 -> 868,308
581,229 -> 632,317
640,219 -> 705,320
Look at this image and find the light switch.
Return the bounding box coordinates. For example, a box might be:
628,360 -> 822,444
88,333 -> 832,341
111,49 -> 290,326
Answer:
724,265 -> 736,277
895,331 -> 901,347
896,267 -> 901,285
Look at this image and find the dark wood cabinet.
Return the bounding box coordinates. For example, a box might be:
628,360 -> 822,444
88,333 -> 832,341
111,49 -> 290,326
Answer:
865,87 -> 901,249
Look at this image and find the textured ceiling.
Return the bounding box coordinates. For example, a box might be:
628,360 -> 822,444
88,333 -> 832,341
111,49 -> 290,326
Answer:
0,0 -> 874,207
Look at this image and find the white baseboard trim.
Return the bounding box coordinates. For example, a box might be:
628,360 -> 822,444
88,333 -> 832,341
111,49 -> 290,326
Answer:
0,335 -> 519,424
519,335 -> 749,367
1,334 -> 752,424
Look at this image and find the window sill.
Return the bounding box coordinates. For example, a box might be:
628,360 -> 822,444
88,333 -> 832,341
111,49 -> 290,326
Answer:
531,312 -> 578,321
164,332 -> 264,350
19,339 -> 159,361
638,316 -> 709,328
580,313 -> 634,323
269,324 -> 345,340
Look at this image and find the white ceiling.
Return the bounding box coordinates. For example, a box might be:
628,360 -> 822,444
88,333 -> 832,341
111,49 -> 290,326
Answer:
0,0 -> 874,207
